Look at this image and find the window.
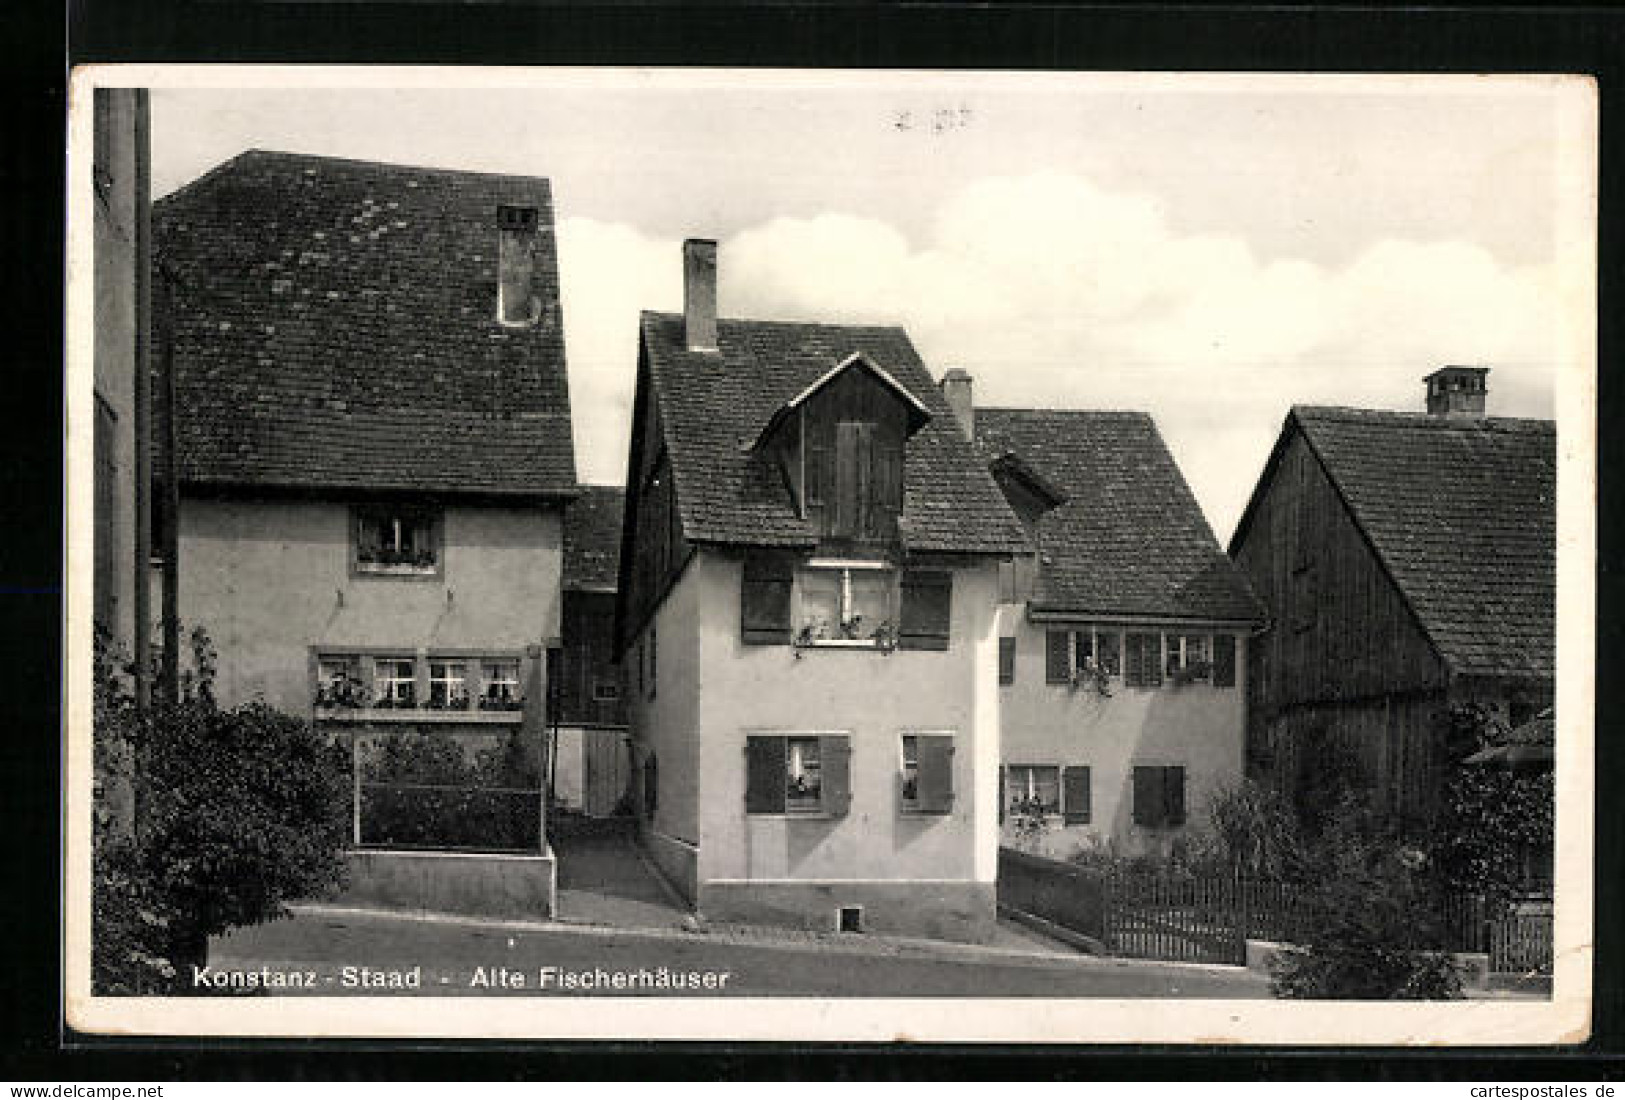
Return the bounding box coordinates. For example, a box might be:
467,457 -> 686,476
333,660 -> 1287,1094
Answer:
998,636 -> 1016,685
373,657 -> 416,709
786,737 -> 822,813
900,733 -> 955,815
428,660 -> 470,710
592,679 -> 621,703
1212,633 -> 1237,688
315,655 -> 365,708
1132,765 -> 1187,827
1123,632 -> 1163,689
1005,765 -> 1061,816
354,507 -> 439,575
796,564 -> 894,645
744,734 -> 851,817
647,625 -> 658,697
1046,627 -> 1124,684
1165,634 -> 1210,680
480,659 -> 521,711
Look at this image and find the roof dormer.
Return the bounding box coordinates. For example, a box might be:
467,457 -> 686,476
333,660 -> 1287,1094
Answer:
753,352 -> 931,551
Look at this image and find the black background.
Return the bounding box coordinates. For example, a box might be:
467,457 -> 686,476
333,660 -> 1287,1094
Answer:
7,0 -> 1621,1080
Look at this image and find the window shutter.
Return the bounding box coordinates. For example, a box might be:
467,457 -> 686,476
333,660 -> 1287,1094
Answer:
1045,630 -> 1071,683
915,735 -> 955,815
1133,633 -> 1162,687
998,637 -> 1016,685
899,570 -> 952,650
1062,766 -> 1091,825
1122,633 -> 1141,687
1165,767 -> 1187,826
820,735 -> 852,817
853,421 -> 876,539
745,736 -> 787,814
741,553 -> 793,644
873,429 -> 902,542
998,766 -> 1006,824
833,421 -> 863,538
1132,765 -> 1161,826
1165,633 -> 1181,675
1213,633 -> 1236,688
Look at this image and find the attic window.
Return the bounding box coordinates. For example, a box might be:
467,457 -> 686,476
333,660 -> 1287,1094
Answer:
354,506 -> 441,576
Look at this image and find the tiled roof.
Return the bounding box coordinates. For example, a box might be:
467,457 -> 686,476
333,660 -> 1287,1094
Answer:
1289,406 -> 1555,679
975,408 -> 1264,622
639,312 -> 1029,555
563,484 -> 625,591
154,150 -> 577,497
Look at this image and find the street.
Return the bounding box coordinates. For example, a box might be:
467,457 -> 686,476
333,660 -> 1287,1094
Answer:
205,906 -> 1273,998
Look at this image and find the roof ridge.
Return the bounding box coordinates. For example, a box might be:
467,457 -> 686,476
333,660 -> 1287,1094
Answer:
642,310 -> 907,335
158,148 -> 555,208
976,406 -> 1153,420
1292,404 -> 1554,430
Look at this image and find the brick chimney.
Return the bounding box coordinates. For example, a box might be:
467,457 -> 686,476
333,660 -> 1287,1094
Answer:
683,239 -> 718,353
497,204 -> 539,326
939,368 -> 974,440
1424,366 -> 1489,418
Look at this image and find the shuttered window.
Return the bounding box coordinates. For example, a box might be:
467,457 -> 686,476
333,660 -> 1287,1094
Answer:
1132,765 -> 1186,827
831,421 -> 875,539
741,553 -> 794,644
1212,633 -> 1237,688
819,735 -> 852,817
898,570 -> 951,650
745,736 -> 787,814
902,733 -> 955,815
1124,632 -> 1163,688
1097,630 -> 1122,676
1045,630 -> 1071,683
1062,766 -> 1091,825
744,734 -> 851,818
998,636 -> 1016,685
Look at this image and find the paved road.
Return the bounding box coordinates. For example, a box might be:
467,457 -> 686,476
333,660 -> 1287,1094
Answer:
205,907 -> 1272,998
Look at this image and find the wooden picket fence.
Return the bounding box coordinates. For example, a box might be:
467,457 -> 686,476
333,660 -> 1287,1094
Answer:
1102,874 -> 1308,966
998,849 -> 1553,974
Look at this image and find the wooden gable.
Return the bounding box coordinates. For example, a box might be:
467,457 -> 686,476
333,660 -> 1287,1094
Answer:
1232,426 -> 1447,719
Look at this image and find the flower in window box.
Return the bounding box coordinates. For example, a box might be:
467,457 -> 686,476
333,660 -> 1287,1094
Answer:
871,620 -> 898,654
1069,658 -> 1113,697
1170,659 -> 1212,686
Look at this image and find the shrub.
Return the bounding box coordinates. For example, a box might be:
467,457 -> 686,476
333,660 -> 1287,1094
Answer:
1200,778 -> 1306,881
1269,795 -> 1464,1000
92,629 -> 351,993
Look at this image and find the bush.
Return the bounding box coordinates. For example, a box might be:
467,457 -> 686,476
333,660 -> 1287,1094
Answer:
1199,778 -> 1306,881
93,630 -> 351,993
1269,795 -> 1465,1000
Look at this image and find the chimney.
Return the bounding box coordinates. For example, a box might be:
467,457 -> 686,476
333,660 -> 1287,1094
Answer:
683,239 -> 718,353
940,368 -> 974,440
1424,366 -> 1489,418
497,204 -> 539,326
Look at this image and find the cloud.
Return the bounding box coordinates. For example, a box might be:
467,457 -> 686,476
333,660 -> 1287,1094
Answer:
557,171 -> 1567,539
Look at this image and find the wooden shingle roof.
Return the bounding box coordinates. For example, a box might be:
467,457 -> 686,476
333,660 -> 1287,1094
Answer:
563,484 -> 625,592
1285,406 -> 1556,680
975,408 -> 1264,623
639,312 -> 1029,555
154,150 -> 577,498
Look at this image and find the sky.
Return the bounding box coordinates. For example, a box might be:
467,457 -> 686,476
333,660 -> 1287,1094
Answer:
149,72 -> 1592,541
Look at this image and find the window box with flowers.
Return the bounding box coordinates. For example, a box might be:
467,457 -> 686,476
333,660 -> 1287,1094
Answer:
353,506 -> 442,578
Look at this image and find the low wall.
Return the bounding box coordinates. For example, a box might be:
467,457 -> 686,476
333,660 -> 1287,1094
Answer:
639,828 -> 699,905
700,880 -> 996,944
341,848 -> 556,920
997,847 -> 1107,941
